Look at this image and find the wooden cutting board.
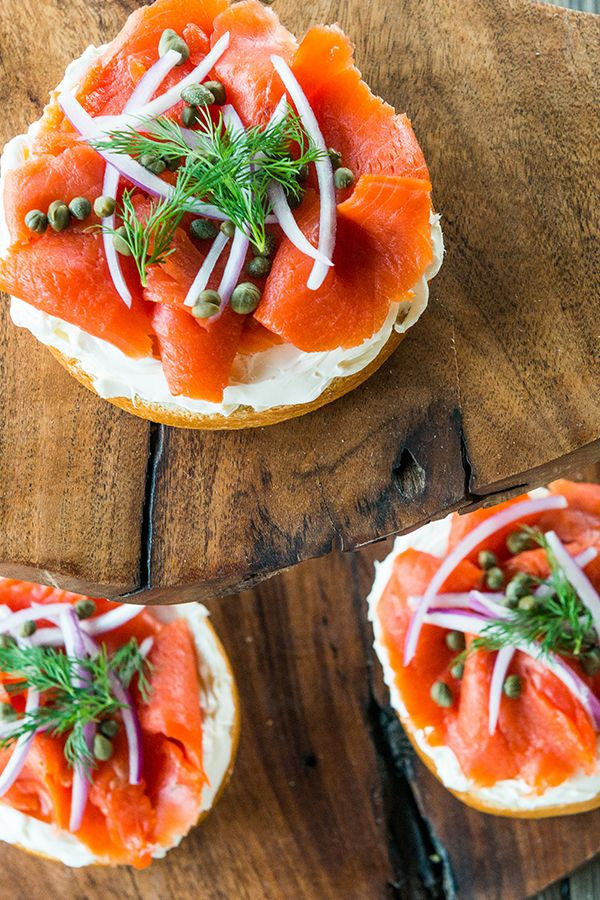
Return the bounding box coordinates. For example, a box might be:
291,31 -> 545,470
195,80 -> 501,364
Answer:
0,0 -> 598,602
1,467 -> 598,899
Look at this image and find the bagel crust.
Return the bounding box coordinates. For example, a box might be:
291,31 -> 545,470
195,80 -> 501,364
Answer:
0,611 -> 240,866
47,329 -> 405,429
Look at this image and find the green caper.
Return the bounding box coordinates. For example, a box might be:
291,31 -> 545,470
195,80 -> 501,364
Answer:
246,255 -> 271,278
93,733 -> 114,762
99,719 -> 120,739
445,631 -> 466,652
75,598 -> 96,620
19,620 -> 37,638
220,220 -> 236,238
0,703 -> 16,722
113,226 -> 131,257
285,187 -> 304,211
231,282 -> 261,315
203,80 -> 227,106
328,147 -> 342,170
503,674 -> 523,699
192,290 -> 221,319
182,105 -> 199,128
477,549 -> 497,570
94,195 -> 116,219
68,197 -> 92,221
485,566 -> 505,590
254,233 -> 277,258
138,154 -> 166,176
158,29 -> 189,66
582,649 -> 600,677
24,209 -> 48,234
506,530 -> 536,555
430,680 -> 453,708
181,84 -> 215,107
164,155 -> 182,172
334,167 -> 355,190
583,628 -> 598,650
0,634 -> 15,649
190,218 -> 218,241
296,163 -> 309,183
505,572 -> 534,606
517,594 -> 540,612
48,200 -> 70,232
450,661 -> 465,680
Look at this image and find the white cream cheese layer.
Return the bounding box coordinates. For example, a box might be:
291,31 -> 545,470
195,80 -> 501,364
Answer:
0,602 -> 237,867
366,499 -> 600,811
0,44 -> 444,417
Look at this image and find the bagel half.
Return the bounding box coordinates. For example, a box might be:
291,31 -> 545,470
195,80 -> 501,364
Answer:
367,511 -> 600,818
0,601 -> 240,866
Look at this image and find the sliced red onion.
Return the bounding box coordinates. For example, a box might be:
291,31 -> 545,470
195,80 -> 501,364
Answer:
0,687 -> 40,797
271,54 -> 336,290
29,627 -> 64,647
102,48 -> 183,307
183,231 -> 230,307
545,650 -> 600,729
408,591 -> 505,610
576,547 -> 598,569
215,226 -> 249,310
109,674 -> 143,785
404,495 -> 568,665
60,608 -> 94,832
58,93 -> 225,220
424,610 -> 487,634
469,590 -> 511,620
139,636 -> 154,659
81,604 -> 144,637
545,531 -> 600,635
488,646 -> 515,734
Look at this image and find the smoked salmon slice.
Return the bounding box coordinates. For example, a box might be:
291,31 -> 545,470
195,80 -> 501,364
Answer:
255,175 -> 433,351
0,232 -> 153,358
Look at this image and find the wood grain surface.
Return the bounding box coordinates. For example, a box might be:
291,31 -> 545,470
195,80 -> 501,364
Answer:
0,0 -> 598,601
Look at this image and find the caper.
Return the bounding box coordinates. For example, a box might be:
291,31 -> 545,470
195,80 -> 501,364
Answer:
485,566 -> 505,590
334,166 -> 355,190
203,80 -> 227,106
68,197 -> 92,221
113,226 -> 131,257
430,680 -> 453,708
164,155 -> 182,172
158,29 -> 189,66
506,530 -> 536,555
99,719 -> 120,739
24,209 -> 48,234
0,703 -> 16,722
517,594 -> 540,612
296,163 -> 309,183
192,290 -> 221,319
75,598 -> 96,620
0,634 -> 15,649
582,649 -> 600,677
139,154 -> 166,176
583,627 -> 598,650
182,105 -> 199,128
19,620 -> 37,638
220,220 -> 236,238
285,187 -> 304,211
505,572 -> 534,606
477,549 -> 497,570
48,200 -> 70,232
231,282 -> 261,315
181,84 -> 215,107
94,195 -> 116,219
190,218 -> 218,241
93,733 -> 114,762
450,661 -> 464,680
328,147 -> 342,170
503,674 -> 522,699
254,233 -> 277,258
445,631 -> 466,652
246,255 -> 271,278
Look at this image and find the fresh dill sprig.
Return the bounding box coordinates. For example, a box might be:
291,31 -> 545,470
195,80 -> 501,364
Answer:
93,105 -> 325,257
0,639 -> 152,772
471,528 -> 595,660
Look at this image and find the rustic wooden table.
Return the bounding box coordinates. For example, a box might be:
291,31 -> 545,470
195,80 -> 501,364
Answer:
0,0 -> 598,897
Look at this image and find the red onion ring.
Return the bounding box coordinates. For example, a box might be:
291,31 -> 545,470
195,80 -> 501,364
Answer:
545,531 -> 600,635
0,687 -> 40,797
488,646 -> 515,734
